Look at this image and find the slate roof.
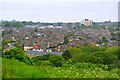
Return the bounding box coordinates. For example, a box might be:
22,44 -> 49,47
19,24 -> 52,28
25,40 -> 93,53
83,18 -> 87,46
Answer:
26,50 -> 63,56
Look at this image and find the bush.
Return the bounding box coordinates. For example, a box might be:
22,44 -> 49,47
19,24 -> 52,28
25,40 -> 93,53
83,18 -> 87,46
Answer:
62,50 -> 72,60
74,62 -> 99,69
103,53 -> 118,65
49,54 -> 64,67
74,53 -> 103,64
62,59 -> 74,67
32,56 -> 41,62
105,46 -> 120,60
32,54 -> 54,62
33,60 -> 42,66
66,47 -> 83,59
93,51 -> 118,65
96,64 -> 109,71
39,53 -> 54,61
33,60 -> 52,66
2,48 -> 32,65
41,61 -> 52,66
79,46 -> 100,53
107,64 -> 118,70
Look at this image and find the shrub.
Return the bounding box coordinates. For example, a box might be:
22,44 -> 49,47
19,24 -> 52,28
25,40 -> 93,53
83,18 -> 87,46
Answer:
41,61 -> 52,66
32,54 -> 54,62
62,59 -> 74,67
79,46 -> 100,53
39,53 -> 54,61
74,53 -> 103,64
103,53 -> 118,65
33,61 -> 42,66
66,47 -> 83,59
62,50 -> 72,60
49,54 -> 64,67
2,48 -> 32,65
107,64 -> 118,70
93,51 -> 118,65
74,62 -> 99,69
32,56 -> 41,62
105,46 -> 120,60
33,60 -> 52,66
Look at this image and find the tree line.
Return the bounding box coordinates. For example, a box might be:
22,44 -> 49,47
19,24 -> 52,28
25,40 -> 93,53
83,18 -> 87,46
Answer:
2,46 -> 120,70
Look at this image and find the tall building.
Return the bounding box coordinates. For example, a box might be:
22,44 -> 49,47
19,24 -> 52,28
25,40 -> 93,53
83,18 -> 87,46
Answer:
81,19 -> 92,26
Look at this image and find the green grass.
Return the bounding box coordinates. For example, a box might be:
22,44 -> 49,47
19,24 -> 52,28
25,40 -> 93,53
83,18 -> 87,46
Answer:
2,58 -> 118,78
0,58 -> 2,78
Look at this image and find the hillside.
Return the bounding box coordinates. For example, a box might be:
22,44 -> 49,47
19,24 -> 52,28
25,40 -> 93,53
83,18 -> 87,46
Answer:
2,58 -> 118,78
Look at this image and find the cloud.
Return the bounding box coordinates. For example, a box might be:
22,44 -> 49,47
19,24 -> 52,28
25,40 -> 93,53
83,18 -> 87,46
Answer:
0,0 -> 118,22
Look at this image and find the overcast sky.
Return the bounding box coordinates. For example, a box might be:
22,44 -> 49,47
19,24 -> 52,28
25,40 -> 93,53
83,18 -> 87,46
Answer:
0,0 -> 119,22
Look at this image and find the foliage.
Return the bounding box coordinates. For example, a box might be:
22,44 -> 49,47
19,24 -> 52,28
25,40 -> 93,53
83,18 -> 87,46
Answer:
92,51 -> 118,65
4,40 -> 11,44
33,60 -> 52,66
105,46 -> 119,55
79,46 -> 100,53
34,27 -> 38,32
14,42 -> 20,48
2,21 -> 25,28
74,62 -> 99,69
62,50 -> 72,60
101,37 -> 109,45
99,46 -> 107,51
32,54 -> 54,62
105,46 -> 120,60
111,32 -> 120,41
2,58 -> 118,78
63,36 -> 69,44
2,46 -> 119,78
67,47 -> 83,59
102,53 -> 118,65
49,54 -> 64,67
2,30 -> 13,36
63,46 -> 118,65
40,61 -> 52,66
2,48 -> 32,65
74,53 -> 103,64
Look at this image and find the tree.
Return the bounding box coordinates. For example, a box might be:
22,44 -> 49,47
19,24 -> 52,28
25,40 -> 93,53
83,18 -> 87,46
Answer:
67,47 -> 83,59
75,53 -> 103,64
105,46 -> 120,60
93,51 -> 118,65
62,50 -> 72,60
32,53 -> 54,62
81,24 -> 85,27
14,42 -> 20,48
79,46 -> 100,54
49,54 -> 64,67
63,36 -> 69,44
3,21 -> 25,28
103,53 -> 118,65
2,48 -> 32,65
3,21 -> 12,27
4,40 -> 11,44
34,27 -> 38,32
102,37 -> 109,45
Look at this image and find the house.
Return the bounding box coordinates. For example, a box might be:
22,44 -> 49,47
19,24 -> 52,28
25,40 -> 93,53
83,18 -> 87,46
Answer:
24,46 -> 33,51
32,43 -> 40,50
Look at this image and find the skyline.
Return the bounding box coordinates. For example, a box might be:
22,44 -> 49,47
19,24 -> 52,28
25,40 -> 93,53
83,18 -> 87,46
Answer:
0,0 -> 119,22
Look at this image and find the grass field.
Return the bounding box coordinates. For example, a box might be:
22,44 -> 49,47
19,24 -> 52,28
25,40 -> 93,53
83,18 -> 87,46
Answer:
2,58 -> 118,78
0,58 -> 2,79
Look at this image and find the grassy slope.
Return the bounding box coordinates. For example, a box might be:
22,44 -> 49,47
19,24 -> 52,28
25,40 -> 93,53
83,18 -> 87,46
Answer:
0,58 -> 2,78
2,58 -> 118,78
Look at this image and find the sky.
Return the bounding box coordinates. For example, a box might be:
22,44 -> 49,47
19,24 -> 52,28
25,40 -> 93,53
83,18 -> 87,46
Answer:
0,0 -> 119,22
